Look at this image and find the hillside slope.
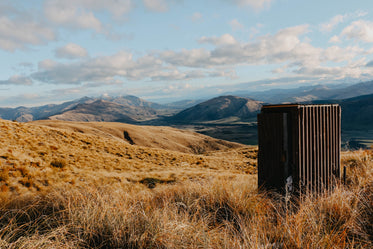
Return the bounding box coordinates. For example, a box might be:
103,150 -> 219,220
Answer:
0,119 -> 257,195
32,120 -> 242,154
169,95 -> 262,123
340,94 -> 373,130
310,93 -> 373,130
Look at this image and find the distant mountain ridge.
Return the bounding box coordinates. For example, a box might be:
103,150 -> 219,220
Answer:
0,97 -> 95,122
0,95 -> 167,123
48,99 -> 158,123
1,80 -> 373,132
103,95 -> 166,110
239,80 -> 373,103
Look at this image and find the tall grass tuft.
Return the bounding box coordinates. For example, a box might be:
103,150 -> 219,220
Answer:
0,150 -> 372,248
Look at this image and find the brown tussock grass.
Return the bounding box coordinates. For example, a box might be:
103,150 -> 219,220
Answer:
0,119 -> 257,196
0,164 -> 371,248
0,119 -> 371,248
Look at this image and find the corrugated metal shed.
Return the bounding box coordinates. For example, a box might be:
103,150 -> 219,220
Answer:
257,104 -> 341,194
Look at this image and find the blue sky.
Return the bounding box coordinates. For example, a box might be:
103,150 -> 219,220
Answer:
1,0 -> 373,107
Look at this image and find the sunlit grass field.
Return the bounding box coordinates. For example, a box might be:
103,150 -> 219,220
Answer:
0,119 -> 372,248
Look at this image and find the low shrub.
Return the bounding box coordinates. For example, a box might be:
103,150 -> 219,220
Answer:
50,159 -> 67,169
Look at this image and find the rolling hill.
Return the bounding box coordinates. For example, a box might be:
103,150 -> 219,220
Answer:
340,94 -> 373,130
0,118 -> 256,196
32,120 -> 242,154
168,95 -> 262,124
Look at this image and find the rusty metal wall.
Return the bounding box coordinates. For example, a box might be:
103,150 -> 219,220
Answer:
258,104 -> 341,194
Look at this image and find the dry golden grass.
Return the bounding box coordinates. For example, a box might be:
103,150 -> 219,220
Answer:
0,119 -> 372,248
0,119 -> 256,196
32,120 -> 243,154
0,165 -> 371,248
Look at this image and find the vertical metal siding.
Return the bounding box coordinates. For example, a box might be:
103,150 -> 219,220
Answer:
297,105 -> 341,193
258,104 -> 341,194
334,106 -> 340,181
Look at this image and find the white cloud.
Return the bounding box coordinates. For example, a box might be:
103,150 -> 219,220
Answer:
55,43 -> 88,59
45,0 -> 133,18
159,48 -> 211,68
0,0 -> 135,51
293,62 -> 370,80
341,20 -> 373,43
320,14 -> 345,32
226,0 -> 273,9
320,11 -> 369,33
44,0 -> 134,33
261,25 -> 310,56
2,15 -> 369,89
329,35 -> 341,43
44,0 -> 103,32
0,15 -> 55,51
33,51 -> 135,84
199,34 -> 238,46
38,59 -> 59,70
143,0 -> 169,12
322,46 -> 363,62
0,75 -> 33,85
169,25 -> 310,67
25,22 -> 371,86
158,24 -> 371,81
229,19 -> 244,31
30,50 -> 221,85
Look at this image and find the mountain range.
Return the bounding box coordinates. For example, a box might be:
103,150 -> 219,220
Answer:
237,80 -> 373,104
48,99 -> 158,123
0,96 -> 165,123
167,95 -> 262,124
1,80 -> 372,146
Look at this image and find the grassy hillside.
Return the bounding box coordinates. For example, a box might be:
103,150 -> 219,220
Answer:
0,119 -> 256,196
0,119 -> 371,248
32,120 -> 242,154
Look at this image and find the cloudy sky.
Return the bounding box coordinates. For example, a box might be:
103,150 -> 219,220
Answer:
1,0 -> 373,106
